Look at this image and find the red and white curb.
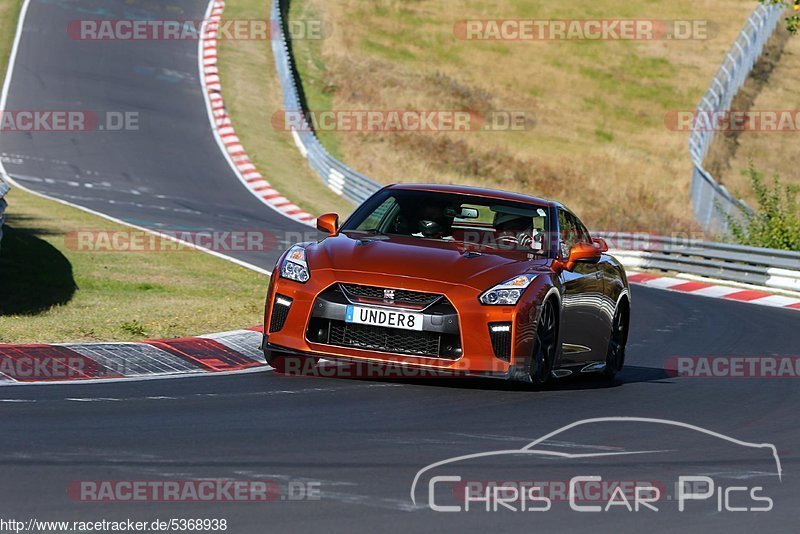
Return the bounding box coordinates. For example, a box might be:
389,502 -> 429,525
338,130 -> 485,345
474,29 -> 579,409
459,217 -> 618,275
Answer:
0,329 -> 267,385
628,272 -> 800,311
200,0 -> 315,226
2,270 -> 797,385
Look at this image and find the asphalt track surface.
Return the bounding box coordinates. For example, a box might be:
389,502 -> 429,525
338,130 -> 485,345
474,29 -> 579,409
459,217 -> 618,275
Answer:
0,0 -> 311,270
1,1 -> 799,532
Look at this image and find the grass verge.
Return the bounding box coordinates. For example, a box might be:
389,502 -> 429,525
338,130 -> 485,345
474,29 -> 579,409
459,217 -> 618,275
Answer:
0,188 -> 268,343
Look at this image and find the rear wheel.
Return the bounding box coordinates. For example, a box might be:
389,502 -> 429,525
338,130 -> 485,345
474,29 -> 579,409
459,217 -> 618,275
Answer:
603,303 -> 628,380
529,300 -> 558,387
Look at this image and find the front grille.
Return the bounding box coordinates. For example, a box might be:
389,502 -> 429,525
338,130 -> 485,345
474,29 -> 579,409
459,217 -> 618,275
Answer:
331,322 -> 441,356
340,284 -> 441,308
269,295 -> 292,333
489,323 -> 512,361
307,318 -> 461,359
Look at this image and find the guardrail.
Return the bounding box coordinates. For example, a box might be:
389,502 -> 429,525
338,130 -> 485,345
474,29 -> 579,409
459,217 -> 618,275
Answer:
271,0 -> 380,204
689,2 -> 785,234
597,232 -> 800,293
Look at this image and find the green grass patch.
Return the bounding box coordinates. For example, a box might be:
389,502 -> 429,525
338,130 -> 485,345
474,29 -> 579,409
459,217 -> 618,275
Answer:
595,126 -> 614,143
360,38 -> 417,61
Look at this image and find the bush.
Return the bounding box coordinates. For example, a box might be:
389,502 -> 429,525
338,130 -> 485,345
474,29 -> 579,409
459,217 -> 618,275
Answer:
724,164 -> 800,250
760,1 -> 800,34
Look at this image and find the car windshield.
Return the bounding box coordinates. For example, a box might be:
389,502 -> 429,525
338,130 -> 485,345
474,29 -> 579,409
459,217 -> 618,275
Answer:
341,189 -> 550,254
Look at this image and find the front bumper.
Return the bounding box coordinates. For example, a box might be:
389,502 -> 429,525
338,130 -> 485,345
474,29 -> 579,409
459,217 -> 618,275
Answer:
261,338 -> 524,380
264,270 -> 542,375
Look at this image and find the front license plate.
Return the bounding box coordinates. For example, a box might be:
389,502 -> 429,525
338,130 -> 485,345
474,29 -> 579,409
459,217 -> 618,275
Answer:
345,305 -> 424,331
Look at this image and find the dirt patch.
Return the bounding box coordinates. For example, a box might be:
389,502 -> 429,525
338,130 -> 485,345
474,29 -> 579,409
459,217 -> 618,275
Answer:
703,25 -> 792,180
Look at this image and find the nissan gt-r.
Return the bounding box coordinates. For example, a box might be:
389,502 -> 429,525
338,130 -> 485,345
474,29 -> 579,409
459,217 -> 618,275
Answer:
261,184 -> 630,385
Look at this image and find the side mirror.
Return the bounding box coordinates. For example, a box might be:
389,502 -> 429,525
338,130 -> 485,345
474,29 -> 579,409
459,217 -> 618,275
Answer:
564,242 -> 601,272
591,237 -> 609,252
316,213 -> 339,236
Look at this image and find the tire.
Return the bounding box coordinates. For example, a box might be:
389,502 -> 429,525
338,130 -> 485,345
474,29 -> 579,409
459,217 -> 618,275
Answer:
603,302 -> 629,380
529,299 -> 558,387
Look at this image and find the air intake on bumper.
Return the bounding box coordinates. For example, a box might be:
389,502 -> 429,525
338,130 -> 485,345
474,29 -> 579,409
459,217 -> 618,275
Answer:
489,323 -> 512,361
269,295 -> 293,333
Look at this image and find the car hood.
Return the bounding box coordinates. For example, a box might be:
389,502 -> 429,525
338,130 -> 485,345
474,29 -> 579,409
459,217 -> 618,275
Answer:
305,233 -> 552,290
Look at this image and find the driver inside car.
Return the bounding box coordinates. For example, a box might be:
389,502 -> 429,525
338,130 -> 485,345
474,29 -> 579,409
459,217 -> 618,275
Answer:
411,204 -> 454,240
494,213 -> 541,250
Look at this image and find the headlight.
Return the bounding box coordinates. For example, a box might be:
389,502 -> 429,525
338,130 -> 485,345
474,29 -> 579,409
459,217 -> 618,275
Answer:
280,245 -> 310,283
479,274 -> 537,305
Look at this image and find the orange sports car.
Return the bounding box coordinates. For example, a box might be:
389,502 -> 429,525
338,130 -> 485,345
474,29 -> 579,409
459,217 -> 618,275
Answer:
261,184 -> 630,385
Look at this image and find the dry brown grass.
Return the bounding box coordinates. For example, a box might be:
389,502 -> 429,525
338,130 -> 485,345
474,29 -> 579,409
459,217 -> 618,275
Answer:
716,24 -> 800,206
290,0 -> 762,232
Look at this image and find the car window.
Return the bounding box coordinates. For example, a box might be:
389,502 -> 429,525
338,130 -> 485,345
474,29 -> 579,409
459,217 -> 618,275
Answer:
342,190 -> 550,254
354,196 -> 397,232
558,209 -> 589,258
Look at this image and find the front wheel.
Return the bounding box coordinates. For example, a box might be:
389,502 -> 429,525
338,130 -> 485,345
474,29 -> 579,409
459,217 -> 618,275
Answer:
529,300 -> 558,387
603,303 -> 629,380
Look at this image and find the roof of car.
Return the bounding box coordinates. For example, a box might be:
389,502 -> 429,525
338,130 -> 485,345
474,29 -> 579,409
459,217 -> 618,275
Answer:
386,183 -> 557,207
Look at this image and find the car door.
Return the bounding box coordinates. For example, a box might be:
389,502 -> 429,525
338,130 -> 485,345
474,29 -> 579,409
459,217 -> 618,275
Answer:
557,209 -> 607,365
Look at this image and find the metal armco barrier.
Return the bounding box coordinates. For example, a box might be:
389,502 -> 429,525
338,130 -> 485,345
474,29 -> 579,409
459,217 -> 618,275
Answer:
598,232 -> 800,293
689,2 -> 785,234
271,0 -> 381,205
